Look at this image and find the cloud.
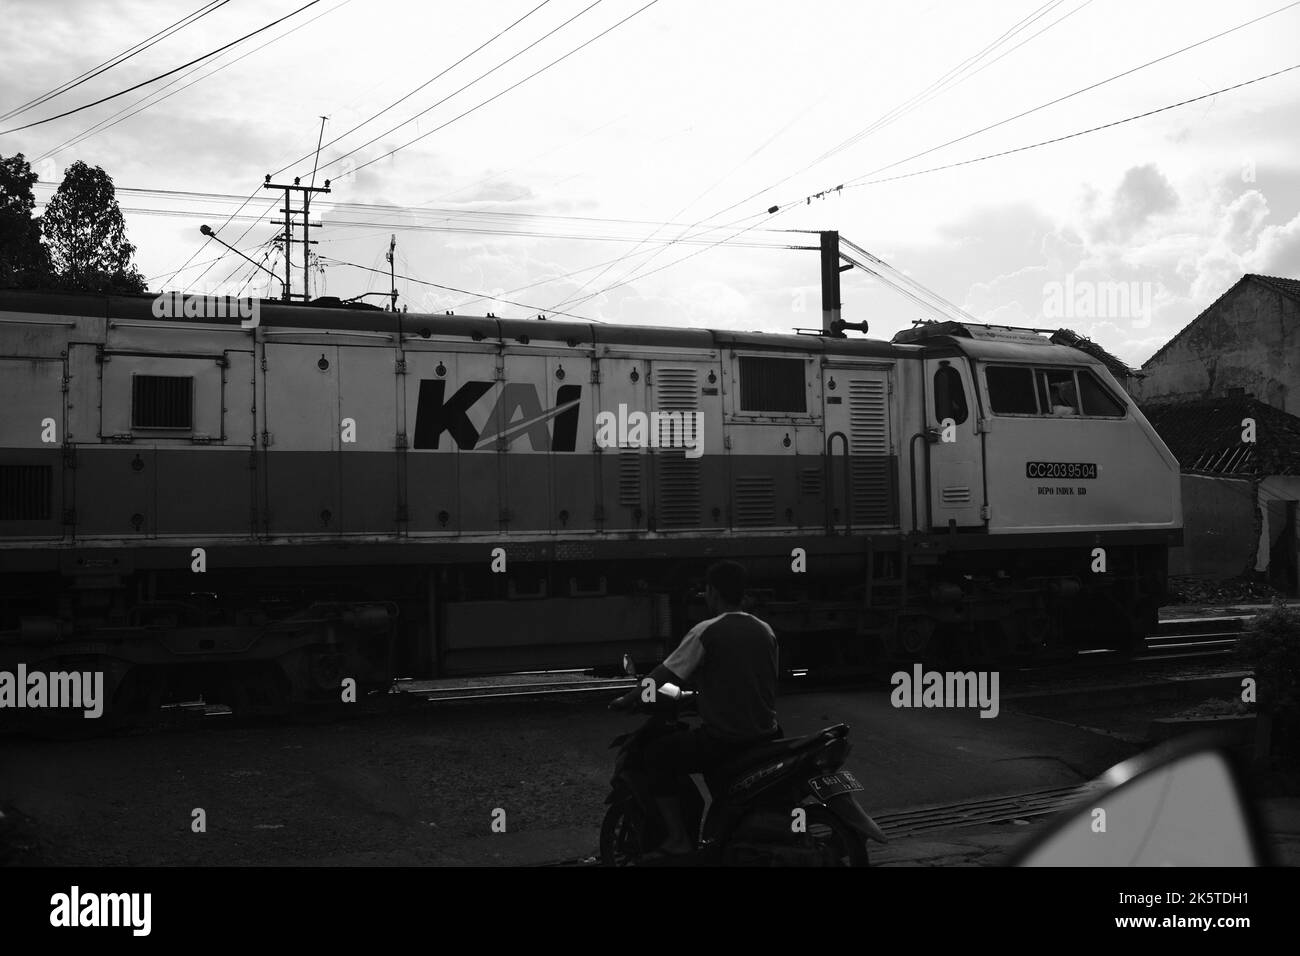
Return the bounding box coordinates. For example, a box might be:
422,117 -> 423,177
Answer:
1090,163 -> 1179,241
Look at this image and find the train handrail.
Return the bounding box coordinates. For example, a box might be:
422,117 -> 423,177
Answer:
825,431 -> 852,535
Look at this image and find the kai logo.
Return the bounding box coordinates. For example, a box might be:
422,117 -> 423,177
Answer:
413,381 -> 582,452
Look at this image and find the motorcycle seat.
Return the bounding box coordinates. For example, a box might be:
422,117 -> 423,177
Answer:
711,723 -> 849,782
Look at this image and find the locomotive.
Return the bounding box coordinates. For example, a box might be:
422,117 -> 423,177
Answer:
0,276 -> 1182,719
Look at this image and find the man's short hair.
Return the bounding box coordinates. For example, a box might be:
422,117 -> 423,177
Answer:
706,560 -> 747,606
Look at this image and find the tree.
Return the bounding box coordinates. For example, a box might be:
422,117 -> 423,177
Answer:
42,160 -> 147,293
0,153 -> 53,288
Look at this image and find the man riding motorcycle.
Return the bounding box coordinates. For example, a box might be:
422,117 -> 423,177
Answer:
610,560 -> 780,859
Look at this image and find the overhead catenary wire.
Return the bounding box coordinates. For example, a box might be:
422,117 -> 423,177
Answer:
780,61 -> 1300,203
569,0 -> 1300,310
35,0 -> 353,162
566,14 -> 1300,314
779,1 -> 1300,204
328,0 -> 662,180
154,0 -> 603,293
0,0 -> 232,123
570,61 -> 1300,317
545,0 -> 1087,314
0,0 -> 324,135
78,203 -> 804,250
32,182 -> 800,234
272,0 -> 556,176
319,255 -> 600,321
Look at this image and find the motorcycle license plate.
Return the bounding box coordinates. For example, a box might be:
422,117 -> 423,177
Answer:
808,771 -> 863,800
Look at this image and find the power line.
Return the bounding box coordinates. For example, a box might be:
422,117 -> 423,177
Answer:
335,0 -> 662,179
0,0 -> 231,123
809,62 -> 1300,197
546,104 -> 812,312
545,0 -> 1085,314
320,256 -> 600,321
446,212 -> 764,310
564,60 -> 1300,315
34,181 -> 800,232
35,0 -> 353,162
273,0 -> 555,176
790,0 -> 1300,201
160,187 -> 271,291
0,0 -> 323,135
92,202 -> 800,247
314,0 -> 610,177
802,0 -> 1077,172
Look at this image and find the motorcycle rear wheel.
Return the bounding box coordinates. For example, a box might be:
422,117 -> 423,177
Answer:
600,799 -> 653,866
804,805 -> 870,867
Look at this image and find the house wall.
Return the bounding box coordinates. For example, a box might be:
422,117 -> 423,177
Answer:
1258,476 -> 1300,593
1136,281 -> 1300,415
1169,473 -> 1258,578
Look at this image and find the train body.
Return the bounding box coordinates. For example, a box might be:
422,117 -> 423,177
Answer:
0,289 -> 1182,717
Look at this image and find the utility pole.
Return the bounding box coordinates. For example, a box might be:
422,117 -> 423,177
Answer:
820,230 -> 849,333
386,235 -> 397,312
262,173 -> 329,302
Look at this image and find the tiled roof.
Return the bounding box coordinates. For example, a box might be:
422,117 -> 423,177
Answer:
1250,274 -> 1300,302
1142,274 -> 1300,370
1141,395 -> 1300,476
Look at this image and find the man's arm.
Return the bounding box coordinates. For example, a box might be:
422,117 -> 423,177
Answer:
608,620 -> 710,710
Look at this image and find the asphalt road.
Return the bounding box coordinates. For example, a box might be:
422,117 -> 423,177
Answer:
0,684 -> 1140,866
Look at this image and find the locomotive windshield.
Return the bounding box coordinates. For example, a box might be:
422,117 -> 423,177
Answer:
984,365 -> 1125,418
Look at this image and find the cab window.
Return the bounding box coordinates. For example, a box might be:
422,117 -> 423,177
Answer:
986,366 -> 1038,414
985,365 -> 1125,418
933,364 -> 969,425
1078,369 -> 1125,416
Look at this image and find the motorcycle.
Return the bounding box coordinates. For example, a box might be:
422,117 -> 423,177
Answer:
599,680 -> 887,866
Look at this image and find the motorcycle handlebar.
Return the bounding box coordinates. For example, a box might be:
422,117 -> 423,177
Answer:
608,683 -> 698,713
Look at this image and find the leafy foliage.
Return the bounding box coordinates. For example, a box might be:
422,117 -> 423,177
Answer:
1238,599 -> 1300,721
40,160 -> 146,293
0,153 -> 53,288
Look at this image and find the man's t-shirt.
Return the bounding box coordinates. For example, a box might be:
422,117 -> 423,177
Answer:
660,611 -> 778,741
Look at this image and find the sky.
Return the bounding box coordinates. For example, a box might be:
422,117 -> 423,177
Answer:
1,0 -> 1298,368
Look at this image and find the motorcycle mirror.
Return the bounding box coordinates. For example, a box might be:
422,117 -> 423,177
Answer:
621,653 -> 636,678
1010,736 -> 1270,867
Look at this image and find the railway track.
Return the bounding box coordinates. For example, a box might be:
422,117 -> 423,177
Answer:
538,781 -> 1108,866
3,613 -> 1255,733
404,614 -> 1252,706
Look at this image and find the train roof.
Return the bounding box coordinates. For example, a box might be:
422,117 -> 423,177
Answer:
0,287 -> 919,359
0,288 -> 1108,366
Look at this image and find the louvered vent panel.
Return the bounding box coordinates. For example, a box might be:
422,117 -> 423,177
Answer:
653,367 -> 702,526
799,467 -> 823,499
734,474 -> 776,527
132,375 -> 193,429
654,367 -> 698,410
0,465 -> 52,521
618,452 -> 641,506
848,378 -> 892,525
657,454 -> 701,527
